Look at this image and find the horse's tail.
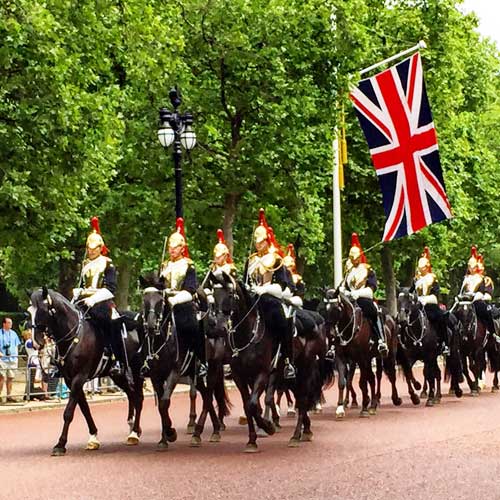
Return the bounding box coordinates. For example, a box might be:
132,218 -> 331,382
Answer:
214,369 -> 232,417
320,356 -> 335,390
446,325 -> 464,384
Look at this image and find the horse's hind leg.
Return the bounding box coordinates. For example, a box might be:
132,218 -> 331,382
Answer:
250,373 -> 275,436
187,380 -> 197,434
288,407 -> 304,448
264,372 -> 281,431
358,365 -> 370,417
52,378 -> 87,456
383,355 -> 402,406
347,362 -> 358,408
336,357 -> 347,418
232,371 -> 258,452
367,363 -> 377,415
423,361 -> 435,407
434,365 -> 442,404
375,357 -> 382,404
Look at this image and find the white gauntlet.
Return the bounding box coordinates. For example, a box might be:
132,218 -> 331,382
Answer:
84,288 -> 114,307
256,283 -> 283,299
418,294 -> 437,306
168,290 -> 193,307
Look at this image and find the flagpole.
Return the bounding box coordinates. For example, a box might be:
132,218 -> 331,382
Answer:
332,133 -> 343,287
359,40 -> 427,76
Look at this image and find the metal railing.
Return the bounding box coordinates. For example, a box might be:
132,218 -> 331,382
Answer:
0,354 -> 124,405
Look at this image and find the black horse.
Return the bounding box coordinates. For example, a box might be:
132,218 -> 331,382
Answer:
323,290 -> 402,418
396,289 -> 463,406
141,285 -> 227,449
28,287 -> 144,456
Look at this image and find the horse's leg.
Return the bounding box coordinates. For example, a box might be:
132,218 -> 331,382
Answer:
348,363 -> 358,408
52,376 -> 87,456
151,376 -> 170,450
76,390 -> 102,451
375,357 -> 382,404
423,360 -> 435,407
301,412 -> 313,441
187,379 -> 197,434
263,372 -> 281,432
367,361 -> 377,415
249,373 -> 275,436
191,376 -> 213,446
434,364 -> 442,404
336,357 -> 347,419
160,370 -> 179,444
288,406 -> 304,448
462,352 -> 476,393
384,355 -> 402,406
232,371 -> 258,452
286,389 -> 295,416
359,364 -> 370,418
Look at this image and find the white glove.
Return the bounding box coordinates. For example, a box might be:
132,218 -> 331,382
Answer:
473,292 -> 485,302
255,283 -> 283,299
484,293 -> 492,302
72,288 -> 83,301
282,287 -> 293,300
356,287 -> 374,300
288,296 -> 303,308
350,290 -> 359,300
168,290 -> 193,307
203,288 -> 215,304
418,294 -> 438,306
84,288 -> 114,308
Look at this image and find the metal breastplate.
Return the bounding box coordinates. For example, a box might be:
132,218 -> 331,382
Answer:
415,273 -> 435,296
462,274 -> 483,294
346,264 -> 368,290
247,252 -> 278,285
161,258 -> 189,290
82,255 -> 108,290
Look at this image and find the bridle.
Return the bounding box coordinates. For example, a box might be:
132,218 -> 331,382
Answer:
397,293 -> 427,348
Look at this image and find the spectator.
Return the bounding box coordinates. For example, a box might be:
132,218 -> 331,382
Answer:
22,329 -> 43,401
0,317 -> 21,403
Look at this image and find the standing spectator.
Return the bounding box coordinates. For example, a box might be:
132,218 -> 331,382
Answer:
0,317 -> 21,403
22,329 -> 43,401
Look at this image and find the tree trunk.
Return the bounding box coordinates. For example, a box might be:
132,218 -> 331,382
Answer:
59,259 -> 79,300
222,192 -> 240,256
380,243 -> 397,316
115,261 -> 131,310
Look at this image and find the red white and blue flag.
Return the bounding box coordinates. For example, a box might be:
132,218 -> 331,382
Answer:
349,52 -> 452,241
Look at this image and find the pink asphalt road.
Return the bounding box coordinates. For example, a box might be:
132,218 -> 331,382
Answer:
2,373 -> 500,500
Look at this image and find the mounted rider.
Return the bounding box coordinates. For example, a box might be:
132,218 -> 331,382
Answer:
459,246 -> 498,340
210,229 -> 237,279
409,247 -> 450,355
244,208 -> 296,380
159,217 -> 207,377
72,216 -> 133,386
340,233 -> 388,356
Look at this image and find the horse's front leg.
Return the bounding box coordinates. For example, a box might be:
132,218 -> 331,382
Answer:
347,362 -> 358,408
250,373 -> 275,437
383,353 -> 402,406
359,364 -> 370,418
336,357 -> 347,419
52,376 -> 87,456
375,357 -> 382,404
125,373 -> 144,445
263,371 -> 280,432
423,360 -> 435,407
159,370 -> 179,447
232,370 -> 258,452
367,360 -> 378,415
187,379 -> 197,434
434,365 -> 442,404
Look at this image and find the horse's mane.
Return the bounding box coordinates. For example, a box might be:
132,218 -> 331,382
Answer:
32,288 -> 79,315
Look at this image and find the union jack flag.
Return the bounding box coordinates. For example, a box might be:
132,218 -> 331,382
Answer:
349,52 -> 452,241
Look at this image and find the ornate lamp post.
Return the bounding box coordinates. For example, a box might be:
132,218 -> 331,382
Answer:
158,87 -> 197,218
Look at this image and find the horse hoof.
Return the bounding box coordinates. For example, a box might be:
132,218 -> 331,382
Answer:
288,438 -> 300,448
392,397 -> 403,407
157,441 -> 168,451
190,436 -> 202,447
287,409 -> 296,417
455,389 -> 463,398
433,397 -> 441,405
166,428 -> 178,443
209,433 -> 221,443
126,431 -> 140,446
420,391 -> 427,398
448,388 -> 454,395
186,424 -> 195,435
238,416 -> 248,426
359,410 -> 370,418
261,420 -> 276,436
492,386 -> 499,393
413,381 -> 422,391
336,412 -> 345,420
368,407 -> 377,416
410,394 -> 421,405
425,399 -> 434,407
86,435 -> 100,451
300,431 -> 313,442
220,422 -> 227,431
244,443 -> 259,453
256,427 -> 269,438
51,447 -> 66,457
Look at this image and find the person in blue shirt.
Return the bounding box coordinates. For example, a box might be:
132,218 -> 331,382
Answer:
0,317 -> 21,402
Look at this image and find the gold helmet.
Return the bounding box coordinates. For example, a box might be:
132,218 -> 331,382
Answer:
253,208 -> 269,244
283,243 -> 297,271
167,217 -> 189,257
213,229 -> 232,262
467,246 -> 479,273
348,233 -> 366,264
417,247 -> 432,275
86,216 -> 108,254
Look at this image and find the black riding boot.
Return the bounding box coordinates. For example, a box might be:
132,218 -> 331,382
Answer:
436,317 -> 450,356
371,316 -> 388,357
193,330 -> 208,378
109,320 -> 135,389
282,325 -> 296,380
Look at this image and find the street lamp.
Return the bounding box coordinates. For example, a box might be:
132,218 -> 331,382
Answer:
158,87 -> 197,219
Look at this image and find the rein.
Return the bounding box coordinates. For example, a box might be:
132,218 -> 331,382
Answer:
399,304 -> 426,349
227,294 -> 263,357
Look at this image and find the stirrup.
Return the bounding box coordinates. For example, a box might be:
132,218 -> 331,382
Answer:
284,362 -> 296,380
325,347 -> 335,362
441,343 -> 450,356
197,363 -> 208,378
377,340 -> 388,355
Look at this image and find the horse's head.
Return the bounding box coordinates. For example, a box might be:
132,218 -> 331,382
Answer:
204,270 -> 238,337
28,286 -> 57,349
142,287 -> 164,336
397,287 -> 417,324
323,288 -> 341,322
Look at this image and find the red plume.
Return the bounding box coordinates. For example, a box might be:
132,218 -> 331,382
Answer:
470,245 -> 478,259
258,208 -> 269,230
351,233 -> 366,263
175,217 -> 190,258
478,254 -> 484,274
287,243 -> 296,261
422,246 -> 432,271
216,228 -> 233,264
90,216 -> 108,256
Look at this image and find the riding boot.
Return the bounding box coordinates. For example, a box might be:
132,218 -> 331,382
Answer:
437,318 -> 450,357
282,327 -> 296,380
109,319 -> 135,390
372,316 -> 388,357
193,330 -> 208,378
